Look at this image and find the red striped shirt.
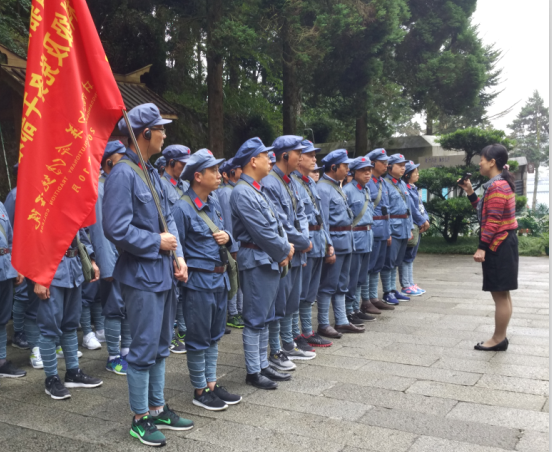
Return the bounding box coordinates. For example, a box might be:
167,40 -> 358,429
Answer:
471,180 -> 518,251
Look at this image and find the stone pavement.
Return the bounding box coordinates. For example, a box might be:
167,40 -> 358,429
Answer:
0,254 -> 549,451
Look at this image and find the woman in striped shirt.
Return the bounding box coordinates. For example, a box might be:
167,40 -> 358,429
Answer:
458,144 -> 518,352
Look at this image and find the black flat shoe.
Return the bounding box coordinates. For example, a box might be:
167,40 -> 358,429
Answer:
261,365 -> 291,382
474,338 -> 508,351
245,372 -> 278,390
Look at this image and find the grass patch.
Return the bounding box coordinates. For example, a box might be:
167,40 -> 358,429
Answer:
419,235 -> 546,256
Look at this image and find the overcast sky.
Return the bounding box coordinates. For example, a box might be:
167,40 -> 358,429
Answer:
471,0 -> 549,132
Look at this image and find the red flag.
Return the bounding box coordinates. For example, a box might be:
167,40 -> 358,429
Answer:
12,0 -> 125,287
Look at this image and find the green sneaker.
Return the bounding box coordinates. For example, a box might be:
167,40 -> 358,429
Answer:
130,416 -> 166,447
227,314 -> 244,329
152,404 -> 194,431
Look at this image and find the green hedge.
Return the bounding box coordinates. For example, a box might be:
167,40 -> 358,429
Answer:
418,236 -> 546,256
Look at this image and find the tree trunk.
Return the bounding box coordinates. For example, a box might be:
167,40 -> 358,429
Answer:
355,112 -> 368,155
532,165 -> 539,210
425,109 -> 433,135
206,0 -> 224,158
282,18 -> 298,135
197,29 -> 202,87
228,53 -> 239,91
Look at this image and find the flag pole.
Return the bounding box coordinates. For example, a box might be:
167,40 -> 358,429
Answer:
121,109 -> 180,270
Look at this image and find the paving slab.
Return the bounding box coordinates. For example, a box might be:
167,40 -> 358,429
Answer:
447,402 -> 549,433
358,406 -> 520,450
406,380 -> 546,410
515,430 -> 550,452
408,436 -> 511,452
0,254 -> 547,451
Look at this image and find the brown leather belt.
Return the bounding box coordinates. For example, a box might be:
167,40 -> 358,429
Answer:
189,266 -> 227,274
373,215 -> 388,220
352,225 -> 372,231
241,242 -> 262,251
309,225 -> 322,231
159,250 -> 171,256
65,248 -> 79,258
329,226 -> 352,232
0,248 -> 10,256
390,214 -> 408,219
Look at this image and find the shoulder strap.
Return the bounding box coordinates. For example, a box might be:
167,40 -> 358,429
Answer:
270,170 -> 297,211
99,176 -> 106,184
373,180 -> 383,208
117,159 -> 149,187
292,174 -> 317,208
0,222 -> 7,241
386,179 -> 407,205
236,180 -> 278,220
352,190 -> 370,227
319,178 -> 348,204
180,195 -> 220,234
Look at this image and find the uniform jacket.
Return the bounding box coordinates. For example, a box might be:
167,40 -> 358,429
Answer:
317,174 -> 354,255
230,174 -> 290,271
160,172 -> 187,212
367,176 -> 390,240
4,187 -> 16,226
262,166 -> 310,267
292,170 -> 332,258
406,183 -> 429,227
50,229 -> 94,289
89,173 -> 118,279
102,149 -> 183,292
343,180 -> 374,254
173,187 -> 232,292
0,202 -> 17,282
216,180 -> 239,253
384,175 -> 413,240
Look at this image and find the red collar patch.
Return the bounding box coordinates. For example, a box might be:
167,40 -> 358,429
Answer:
357,183 -> 363,190
138,163 -> 143,170
170,178 -> 177,186
252,181 -> 261,190
193,197 -> 203,209
392,178 -> 397,184
302,175 -> 310,183
283,175 -> 291,184
372,177 -> 377,183
407,183 -> 411,189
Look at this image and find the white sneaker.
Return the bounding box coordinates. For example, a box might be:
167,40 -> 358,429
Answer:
30,347 -> 43,369
56,346 -> 84,359
95,329 -> 106,343
82,332 -> 102,350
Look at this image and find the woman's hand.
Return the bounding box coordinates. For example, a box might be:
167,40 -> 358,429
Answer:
473,248 -> 486,262
457,178 -> 474,196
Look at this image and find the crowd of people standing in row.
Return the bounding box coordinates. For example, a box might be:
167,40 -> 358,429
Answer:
0,102 -> 518,447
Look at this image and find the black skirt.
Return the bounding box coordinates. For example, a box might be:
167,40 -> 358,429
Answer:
482,230 -> 519,292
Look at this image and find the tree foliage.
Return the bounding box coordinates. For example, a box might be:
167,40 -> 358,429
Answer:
438,127 -> 514,165
0,0 -> 502,157
508,91 -> 549,210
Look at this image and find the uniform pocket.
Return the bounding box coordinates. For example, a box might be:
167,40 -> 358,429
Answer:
136,191 -> 153,204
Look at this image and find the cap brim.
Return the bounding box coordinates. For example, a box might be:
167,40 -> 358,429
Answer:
344,158 -> 355,164
152,118 -> 172,126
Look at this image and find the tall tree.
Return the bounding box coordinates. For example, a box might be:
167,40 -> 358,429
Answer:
508,91 -> 549,210
395,0 -> 488,135
206,0 -> 224,156
312,0 -> 409,153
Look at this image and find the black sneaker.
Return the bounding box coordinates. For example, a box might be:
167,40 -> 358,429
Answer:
213,384 -> 242,405
294,335 -> 316,353
170,332 -> 187,354
0,360 -> 26,378
64,368 -> 103,388
130,416 -> 166,447
354,311 -> 376,322
11,332 -> 30,350
348,313 -> 365,326
192,388 -> 228,411
261,366 -> 291,381
45,375 -> 71,400
304,332 -> 333,348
